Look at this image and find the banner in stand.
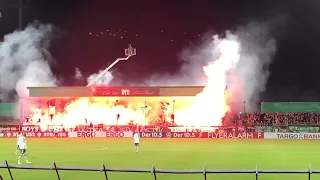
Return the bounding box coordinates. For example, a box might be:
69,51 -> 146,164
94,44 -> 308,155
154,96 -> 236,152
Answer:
288,126 -> 319,133
255,126 -> 288,133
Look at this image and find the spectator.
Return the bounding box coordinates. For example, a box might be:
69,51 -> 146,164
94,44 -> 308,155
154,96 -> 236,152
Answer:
226,112 -> 320,127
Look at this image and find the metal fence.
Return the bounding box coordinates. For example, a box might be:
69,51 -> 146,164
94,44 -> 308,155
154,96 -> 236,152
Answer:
1,160 -> 320,180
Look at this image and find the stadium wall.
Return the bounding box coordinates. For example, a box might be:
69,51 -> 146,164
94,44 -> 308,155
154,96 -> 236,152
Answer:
0,103 -> 19,118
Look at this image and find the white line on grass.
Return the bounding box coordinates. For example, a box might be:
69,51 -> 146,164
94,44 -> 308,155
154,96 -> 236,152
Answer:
29,147 -> 319,155
132,148 -> 320,154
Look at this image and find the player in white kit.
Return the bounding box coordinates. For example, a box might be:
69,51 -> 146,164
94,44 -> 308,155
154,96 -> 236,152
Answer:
133,131 -> 140,153
18,133 -> 31,164
15,132 -> 22,155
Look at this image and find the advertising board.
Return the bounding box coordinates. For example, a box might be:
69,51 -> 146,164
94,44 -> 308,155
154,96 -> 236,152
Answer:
164,132 -> 205,138
140,132 -> 208,138
1,130 -> 265,139
68,131 -> 96,138
106,131 -> 133,137
1,131 -> 68,138
68,131 -> 133,138
139,132 -> 264,138
140,132 -> 164,138
208,132 -> 264,139
264,133 -> 320,139
139,132 -> 207,138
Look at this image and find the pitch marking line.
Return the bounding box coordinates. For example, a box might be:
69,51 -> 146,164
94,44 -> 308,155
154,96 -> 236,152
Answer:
30,147 -> 318,154
121,148 -> 320,154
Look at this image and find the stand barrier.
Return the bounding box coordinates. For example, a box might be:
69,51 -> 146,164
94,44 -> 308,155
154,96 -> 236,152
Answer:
1,160 -> 320,180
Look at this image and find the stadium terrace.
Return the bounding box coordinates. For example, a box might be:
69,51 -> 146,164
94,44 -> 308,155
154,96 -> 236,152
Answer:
20,86 -> 213,131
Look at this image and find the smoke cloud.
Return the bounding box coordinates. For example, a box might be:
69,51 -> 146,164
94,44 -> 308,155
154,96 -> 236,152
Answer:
231,21 -> 277,112
87,70 -> 114,86
74,67 -> 83,80
145,19 -> 282,112
0,23 -> 57,101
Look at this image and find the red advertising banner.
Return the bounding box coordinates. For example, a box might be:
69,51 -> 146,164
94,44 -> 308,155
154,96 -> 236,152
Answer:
140,132 -> 164,138
68,131 -> 133,138
2,131 -> 68,138
93,87 -> 160,97
208,132 -> 264,139
69,131 -> 102,138
75,132 -> 95,138
0,125 -> 20,131
0,131 -> 263,139
106,131 -> 132,137
139,132 -> 264,138
164,132 -> 207,138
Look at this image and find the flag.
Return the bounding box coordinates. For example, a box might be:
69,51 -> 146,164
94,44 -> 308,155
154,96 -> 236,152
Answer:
47,99 -> 56,106
47,99 -> 56,115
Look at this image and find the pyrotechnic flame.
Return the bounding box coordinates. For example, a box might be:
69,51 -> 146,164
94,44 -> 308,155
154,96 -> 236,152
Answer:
25,34 -> 240,129
174,35 -> 241,127
25,97 -> 194,130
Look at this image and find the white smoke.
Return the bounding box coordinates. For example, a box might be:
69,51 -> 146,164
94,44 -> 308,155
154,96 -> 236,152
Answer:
230,21 -> 277,112
0,23 -> 57,101
144,39 -> 212,86
145,19 -> 281,112
74,67 -> 83,80
87,70 -> 113,86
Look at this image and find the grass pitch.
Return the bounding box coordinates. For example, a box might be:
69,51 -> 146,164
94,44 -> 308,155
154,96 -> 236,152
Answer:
1,138 -> 320,180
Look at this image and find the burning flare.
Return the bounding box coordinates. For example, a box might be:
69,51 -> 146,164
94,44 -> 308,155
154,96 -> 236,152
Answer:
25,33 -> 241,129
174,35 -> 241,126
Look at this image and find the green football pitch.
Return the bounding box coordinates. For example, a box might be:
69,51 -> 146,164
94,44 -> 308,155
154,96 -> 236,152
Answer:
1,138 -> 320,180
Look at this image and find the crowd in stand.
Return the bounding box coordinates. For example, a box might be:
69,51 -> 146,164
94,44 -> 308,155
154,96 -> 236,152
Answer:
2,112 -> 320,127
228,112 -> 320,126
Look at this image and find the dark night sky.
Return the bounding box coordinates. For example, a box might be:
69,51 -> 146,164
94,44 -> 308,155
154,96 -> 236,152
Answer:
1,0 -> 320,102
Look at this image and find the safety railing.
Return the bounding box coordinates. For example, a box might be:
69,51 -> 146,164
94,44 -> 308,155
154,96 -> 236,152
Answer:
1,160 -> 320,180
